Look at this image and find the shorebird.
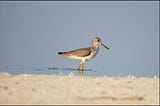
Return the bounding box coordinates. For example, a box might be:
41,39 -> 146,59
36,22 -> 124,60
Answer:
58,37 -> 109,76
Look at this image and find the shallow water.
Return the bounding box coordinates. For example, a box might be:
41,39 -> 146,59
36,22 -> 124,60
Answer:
1,66 -> 158,78
0,66 -> 100,76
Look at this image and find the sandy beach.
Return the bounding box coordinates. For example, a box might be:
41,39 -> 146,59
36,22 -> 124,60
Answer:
0,72 -> 159,104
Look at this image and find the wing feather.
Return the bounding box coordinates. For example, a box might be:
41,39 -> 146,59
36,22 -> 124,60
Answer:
58,47 -> 92,57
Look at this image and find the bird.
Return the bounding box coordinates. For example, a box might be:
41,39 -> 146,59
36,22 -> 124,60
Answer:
58,37 -> 109,76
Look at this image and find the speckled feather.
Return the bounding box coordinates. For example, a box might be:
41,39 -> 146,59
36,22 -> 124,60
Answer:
58,47 -> 93,57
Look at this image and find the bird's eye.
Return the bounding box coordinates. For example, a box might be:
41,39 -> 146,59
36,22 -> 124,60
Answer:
97,39 -> 100,42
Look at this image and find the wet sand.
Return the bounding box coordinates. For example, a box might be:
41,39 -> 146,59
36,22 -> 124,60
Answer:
0,72 -> 159,104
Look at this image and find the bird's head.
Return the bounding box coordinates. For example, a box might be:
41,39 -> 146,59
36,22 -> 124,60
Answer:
92,37 -> 109,50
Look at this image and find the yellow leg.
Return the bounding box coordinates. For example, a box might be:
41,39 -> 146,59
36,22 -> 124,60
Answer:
77,61 -> 85,76
77,63 -> 81,75
81,63 -> 84,76
78,64 -> 81,70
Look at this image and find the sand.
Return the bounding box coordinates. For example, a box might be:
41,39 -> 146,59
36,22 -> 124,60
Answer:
0,72 -> 159,104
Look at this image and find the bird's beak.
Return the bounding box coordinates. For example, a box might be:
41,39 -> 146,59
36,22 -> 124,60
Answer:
101,42 -> 109,50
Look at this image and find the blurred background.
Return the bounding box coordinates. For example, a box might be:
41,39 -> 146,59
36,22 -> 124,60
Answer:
0,1 -> 159,77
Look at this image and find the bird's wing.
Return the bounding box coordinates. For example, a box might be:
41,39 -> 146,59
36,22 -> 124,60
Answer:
71,47 -> 92,57
59,47 -> 92,57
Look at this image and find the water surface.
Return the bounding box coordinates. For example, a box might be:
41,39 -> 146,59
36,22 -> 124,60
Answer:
0,66 -> 98,76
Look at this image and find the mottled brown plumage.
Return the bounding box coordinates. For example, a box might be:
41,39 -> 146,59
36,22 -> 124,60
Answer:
58,37 -> 109,76
58,47 -> 92,57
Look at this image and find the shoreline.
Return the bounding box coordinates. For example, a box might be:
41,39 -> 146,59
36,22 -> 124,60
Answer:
0,72 -> 159,104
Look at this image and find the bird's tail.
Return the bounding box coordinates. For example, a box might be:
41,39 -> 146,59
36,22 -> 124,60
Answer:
58,52 -> 63,55
58,52 -> 68,56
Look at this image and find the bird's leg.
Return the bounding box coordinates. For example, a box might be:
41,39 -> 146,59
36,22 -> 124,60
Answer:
78,63 -> 81,70
77,63 -> 82,75
81,63 -> 84,76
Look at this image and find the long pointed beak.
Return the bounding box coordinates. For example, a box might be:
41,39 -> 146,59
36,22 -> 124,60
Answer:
101,42 -> 109,50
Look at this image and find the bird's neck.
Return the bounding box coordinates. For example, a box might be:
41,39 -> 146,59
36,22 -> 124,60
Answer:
92,43 -> 99,48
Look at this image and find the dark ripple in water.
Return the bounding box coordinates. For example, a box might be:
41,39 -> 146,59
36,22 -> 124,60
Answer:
0,66 -> 97,76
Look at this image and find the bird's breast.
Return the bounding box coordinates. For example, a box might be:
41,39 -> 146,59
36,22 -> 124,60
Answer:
85,47 -> 99,61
